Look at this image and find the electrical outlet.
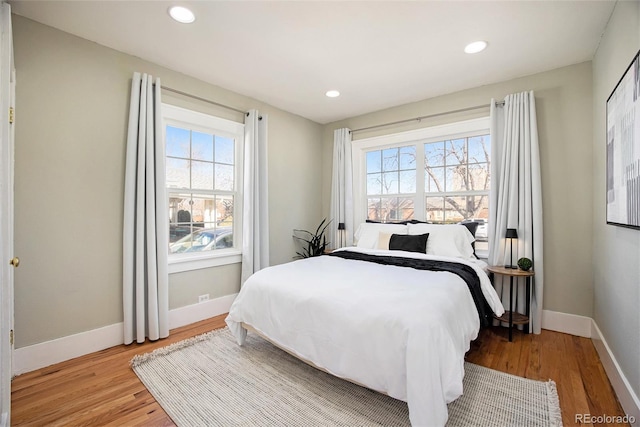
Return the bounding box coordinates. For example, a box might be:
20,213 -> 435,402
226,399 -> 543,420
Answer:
198,294 -> 209,303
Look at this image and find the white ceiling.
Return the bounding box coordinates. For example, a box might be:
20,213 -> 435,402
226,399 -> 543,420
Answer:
10,0 -> 615,124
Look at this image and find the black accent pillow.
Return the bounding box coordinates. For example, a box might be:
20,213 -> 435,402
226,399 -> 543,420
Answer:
459,221 -> 480,258
389,233 -> 429,253
459,221 -> 479,237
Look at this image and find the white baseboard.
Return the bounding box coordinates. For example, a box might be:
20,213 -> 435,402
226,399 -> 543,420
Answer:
13,322 -> 124,376
541,309 -> 592,337
13,293 -> 237,376
591,320 -> 640,426
168,293 -> 237,329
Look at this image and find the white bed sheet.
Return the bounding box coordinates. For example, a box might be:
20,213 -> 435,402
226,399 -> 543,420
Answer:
226,247 -> 504,427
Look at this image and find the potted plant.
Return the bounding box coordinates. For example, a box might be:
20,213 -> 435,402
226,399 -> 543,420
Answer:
293,218 -> 331,258
517,257 -> 533,271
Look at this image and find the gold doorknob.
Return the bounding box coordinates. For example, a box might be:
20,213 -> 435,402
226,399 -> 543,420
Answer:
9,257 -> 19,268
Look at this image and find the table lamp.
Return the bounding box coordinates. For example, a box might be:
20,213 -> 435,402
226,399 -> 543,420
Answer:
505,228 -> 518,269
338,222 -> 345,248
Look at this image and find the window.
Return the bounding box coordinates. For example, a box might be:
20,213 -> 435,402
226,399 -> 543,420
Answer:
366,146 -> 416,221
424,136 -> 490,223
354,118 -> 491,254
163,104 -> 244,272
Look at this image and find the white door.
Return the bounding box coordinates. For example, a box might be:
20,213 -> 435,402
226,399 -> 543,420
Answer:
0,3 -> 15,425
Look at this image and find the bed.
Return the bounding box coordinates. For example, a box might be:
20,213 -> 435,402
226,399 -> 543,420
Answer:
226,222 -> 505,426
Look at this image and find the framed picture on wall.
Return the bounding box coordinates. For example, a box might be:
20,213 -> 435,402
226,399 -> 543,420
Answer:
606,48 -> 640,229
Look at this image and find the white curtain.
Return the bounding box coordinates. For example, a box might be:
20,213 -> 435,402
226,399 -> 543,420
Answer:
488,91 -> 544,334
241,110 -> 269,285
329,128 -> 354,249
123,72 -> 169,344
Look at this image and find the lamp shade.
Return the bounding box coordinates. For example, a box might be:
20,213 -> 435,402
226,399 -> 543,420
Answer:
338,222 -> 346,230
505,228 -> 518,239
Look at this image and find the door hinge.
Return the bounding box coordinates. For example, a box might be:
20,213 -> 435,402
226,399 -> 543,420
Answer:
9,107 -> 14,124
9,329 -> 13,346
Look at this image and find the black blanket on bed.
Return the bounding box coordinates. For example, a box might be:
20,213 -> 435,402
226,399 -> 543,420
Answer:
327,250 -> 492,327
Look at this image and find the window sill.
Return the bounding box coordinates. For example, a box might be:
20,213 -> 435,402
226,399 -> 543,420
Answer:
168,251 -> 242,274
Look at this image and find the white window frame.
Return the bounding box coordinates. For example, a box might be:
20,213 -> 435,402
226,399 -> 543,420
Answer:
162,104 -> 244,274
352,117 -> 491,253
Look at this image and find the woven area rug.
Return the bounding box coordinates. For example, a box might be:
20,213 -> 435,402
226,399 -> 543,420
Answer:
131,328 -> 562,427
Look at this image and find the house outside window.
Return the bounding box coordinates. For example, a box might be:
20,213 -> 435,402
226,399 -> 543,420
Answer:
353,117 -> 491,255
163,104 -> 244,273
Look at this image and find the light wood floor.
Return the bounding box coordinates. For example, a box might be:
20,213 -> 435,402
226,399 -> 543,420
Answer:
12,315 -> 627,426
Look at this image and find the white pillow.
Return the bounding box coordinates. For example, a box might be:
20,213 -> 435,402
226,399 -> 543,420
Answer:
354,223 -> 408,249
407,223 -> 475,259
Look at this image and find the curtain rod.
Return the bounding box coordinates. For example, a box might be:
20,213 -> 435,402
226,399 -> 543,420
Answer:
350,101 -> 505,134
158,85 -> 247,115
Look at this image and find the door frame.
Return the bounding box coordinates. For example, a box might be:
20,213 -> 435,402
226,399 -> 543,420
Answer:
0,2 -> 15,425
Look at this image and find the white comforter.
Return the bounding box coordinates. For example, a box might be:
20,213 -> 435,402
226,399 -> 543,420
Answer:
226,248 -> 504,427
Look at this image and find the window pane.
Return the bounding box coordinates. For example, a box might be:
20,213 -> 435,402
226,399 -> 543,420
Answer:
367,173 -> 382,195
215,136 -> 234,165
192,131 -> 213,161
169,227 -> 232,254
445,139 -> 466,165
167,194 -> 235,253
399,170 -> 416,193
467,195 -> 489,224
399,146 -> 416,170
380,197 -> 398,221
191,160 -> 214,190
382,148 -> 398,172
467,195 -> 489,251
425,166 -> 444,193
445,165 -> 468,192
215,164 -> 234,191
212,229 -> 234,250
426,196 -> 444,223
468,163 -> 490,191
373,197 -> 414,221
382,172 -> 398,194
215,195 -> 234,227
366,151 -> 382,174
468,135 -> 490,164
397,197 -> 415,220
367,198 -> 381,221
166,126 -> 190,159
444,196 -> 467,223
166,158 -> 190,188
169,194 -> 192,224
425,141 -> 445,167
191,195 -> 216,224
169,194 -> 194,243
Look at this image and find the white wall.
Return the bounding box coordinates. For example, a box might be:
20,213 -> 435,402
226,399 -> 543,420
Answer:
592,0 -> 640,404
12,15 -> 324,348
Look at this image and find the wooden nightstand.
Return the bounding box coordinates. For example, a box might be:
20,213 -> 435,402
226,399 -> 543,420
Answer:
487,265 -> 535,342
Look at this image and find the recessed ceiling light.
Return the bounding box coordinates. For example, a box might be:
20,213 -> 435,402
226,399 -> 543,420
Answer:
169,6 -> 195,24
326,90 -> 340,98
464,41 -> 488,54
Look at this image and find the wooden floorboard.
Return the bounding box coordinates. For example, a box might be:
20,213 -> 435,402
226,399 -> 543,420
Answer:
12,316 -> 627,426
